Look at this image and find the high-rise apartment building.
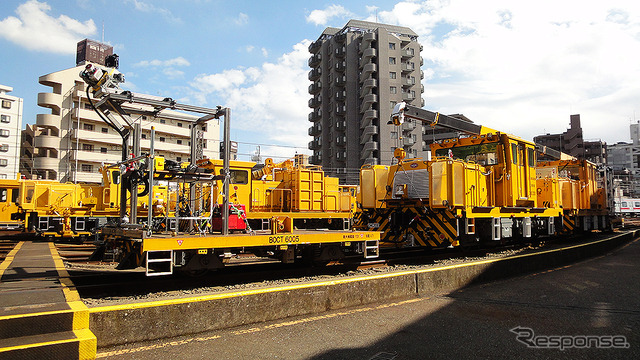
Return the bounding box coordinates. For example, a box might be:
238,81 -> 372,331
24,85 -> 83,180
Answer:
21,40 -> 220,183
0,85 -> 23,179
308,20 -> 425,183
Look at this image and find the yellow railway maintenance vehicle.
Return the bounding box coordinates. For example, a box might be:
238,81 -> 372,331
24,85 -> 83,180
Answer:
355,102 -> 609,249
80,60 -> 379,275
14,166 -> 171,241
0,176 -> 22,230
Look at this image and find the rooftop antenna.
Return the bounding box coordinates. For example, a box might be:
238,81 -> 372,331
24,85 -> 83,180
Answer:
101,21 -> 105,43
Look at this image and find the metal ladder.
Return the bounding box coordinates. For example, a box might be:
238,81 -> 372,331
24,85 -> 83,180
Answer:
146,250 -> 173,276
364,240 -> 379,259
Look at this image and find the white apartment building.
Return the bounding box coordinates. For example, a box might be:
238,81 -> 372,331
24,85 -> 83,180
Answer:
21,65 -> 220,183
0,85 -> 23,180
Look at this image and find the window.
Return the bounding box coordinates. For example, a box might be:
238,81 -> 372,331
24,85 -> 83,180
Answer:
160,119 -> 166,124
0,115 -> 10,123
159,137 -> 166,142
0,130 -> 9,137
390,131 -> 398,139
1,100 -> 11,109
82,144 -> 93,151
177,139 -> 182,145
177,122 -> 183,127
389,57 -> 396,65
0,159 -> 7,166
81,164 -> 93,172
101,127 -> 108,133
511,143 -> 518,165
390,72 -> 397,79
176,157 -> 182,162
390,101 -> 397,109
101,147 -> 107,154
527,148 -> 535,168
0,144 -> 7,152
83,123 -> 94,131
220,169 -> 249,184
390,86 -> 397,94
141,133 -> 147,139
202,124 -> 207,132
389,43 -> 396,50
0,188 -> 6,202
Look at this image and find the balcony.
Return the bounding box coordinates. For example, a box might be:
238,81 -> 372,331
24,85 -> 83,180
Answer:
336,119 -> 346,131
308,95 -> 322,108
362,48 -> 376,60
362,157 -> 379,166
363,32 -> 376,43
71,129 -> 122,144
308,81 -> 322,95
334,33 -> 346,43
362,109 -> 378,121
36,114 -> 60,128
335,91 -> 346,101
308,53 -> 322,67
361,141 -> 378,159
403,137 -> 415,146
69,149 -> 120,163
335,75 -> 346,86
402,77 -> 415,87
336,136 -> 346,147
308,109 -> 322,122
335,61 -> 346,72
335,46 -> 346,58
34,156 -> 60,170
361,125 -> 378,138
37,93 -> 62,114
309,40 -> 321,53
308,68 -> 322,81
401,121 -> 416,132
309,139 -> 321,150
402,92 -> 415,101
34,134 -> 60,149
361,63 -> 377,76
401,63 -> 415,73
308,123 -> 322,136
362,78 -> 377,90
336,104 -> 346,115
401,49 -> 415,58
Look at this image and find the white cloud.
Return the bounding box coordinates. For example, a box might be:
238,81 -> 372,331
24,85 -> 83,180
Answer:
189,41 -> 313,153
367,0 -> 640,144
0,0 -> 96,54
306,5 -> 353,26
235,13 -> 249,26
133,57 -> 191,68
129,0 -> 182,24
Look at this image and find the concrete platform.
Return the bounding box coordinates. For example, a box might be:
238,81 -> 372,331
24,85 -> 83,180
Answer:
0,241 -> 96,360
97,234 -> 640,359
89,230 -> 639,348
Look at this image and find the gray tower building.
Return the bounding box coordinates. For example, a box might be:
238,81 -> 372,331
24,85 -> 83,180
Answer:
308,20 -> 425,183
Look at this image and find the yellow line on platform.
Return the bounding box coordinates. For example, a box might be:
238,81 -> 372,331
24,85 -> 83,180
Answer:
0,241 -> 24,278
90,231 -> 637,314
96,297 -> 427,358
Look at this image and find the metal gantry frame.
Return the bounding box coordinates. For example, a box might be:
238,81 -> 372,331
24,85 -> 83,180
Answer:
87,91 -> 232,235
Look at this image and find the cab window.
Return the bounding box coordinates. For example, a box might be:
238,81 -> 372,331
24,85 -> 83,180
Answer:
511,144 -> 518,165
220,169 -> 248,184
527,148 -> 535,168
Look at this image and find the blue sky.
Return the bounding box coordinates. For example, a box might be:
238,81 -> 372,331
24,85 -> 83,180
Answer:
1,0 -> 640,162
